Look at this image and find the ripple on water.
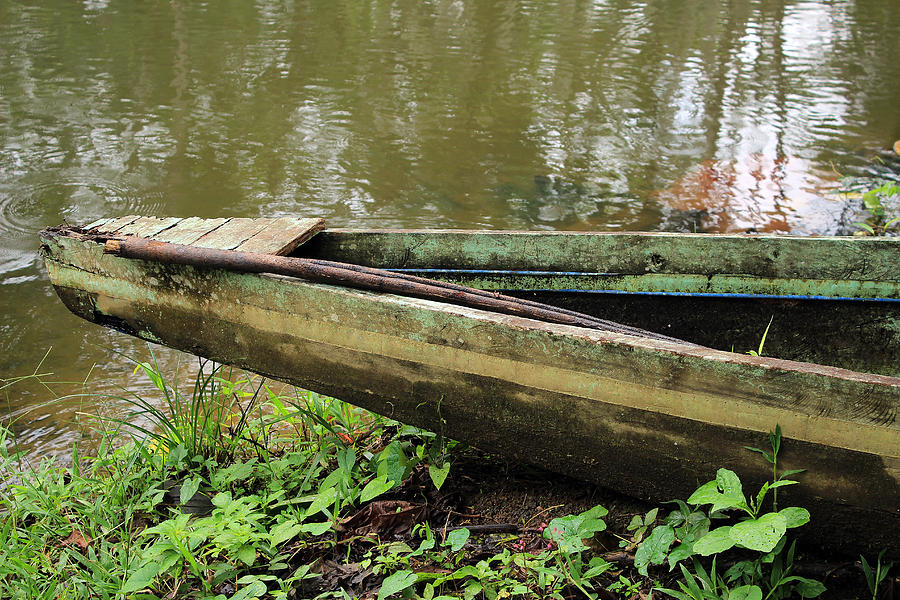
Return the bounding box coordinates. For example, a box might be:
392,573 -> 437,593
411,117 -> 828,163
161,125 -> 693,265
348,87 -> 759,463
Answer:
1,176 -> 171,232
0,175 -> 173,274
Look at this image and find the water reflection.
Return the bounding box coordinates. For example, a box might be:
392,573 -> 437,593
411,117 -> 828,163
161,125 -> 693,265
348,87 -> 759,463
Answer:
1,0 -> 899,455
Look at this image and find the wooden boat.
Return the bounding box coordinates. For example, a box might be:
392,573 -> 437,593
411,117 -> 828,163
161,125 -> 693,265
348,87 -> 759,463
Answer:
40,217 -> 899,555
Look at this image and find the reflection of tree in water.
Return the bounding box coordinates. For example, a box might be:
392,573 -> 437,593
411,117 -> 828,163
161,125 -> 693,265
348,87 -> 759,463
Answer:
2,0 -> 899,232
643,0 -> 900,234
835,0 -> 900,151
653,154 -> 822,233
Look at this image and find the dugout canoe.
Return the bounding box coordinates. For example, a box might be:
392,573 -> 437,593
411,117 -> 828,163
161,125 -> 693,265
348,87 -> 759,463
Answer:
39,218 -> 899,555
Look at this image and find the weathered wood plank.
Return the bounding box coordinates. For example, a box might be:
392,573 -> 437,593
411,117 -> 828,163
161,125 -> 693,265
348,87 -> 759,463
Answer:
83,216 -> 325,254
83,217 -> 114,231
190,218 -> 272,251
150,217 -> 229,245
116,216 -> 183,238
92,215 -> 140,233
234,217 -> 325,255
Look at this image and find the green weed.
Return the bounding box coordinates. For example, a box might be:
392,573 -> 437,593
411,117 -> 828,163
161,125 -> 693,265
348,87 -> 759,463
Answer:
746,316 -> 774,358
861,549 -> 893,600
836,171 -> 900,235
102,348 -> 268,464
644,425 -> 825,600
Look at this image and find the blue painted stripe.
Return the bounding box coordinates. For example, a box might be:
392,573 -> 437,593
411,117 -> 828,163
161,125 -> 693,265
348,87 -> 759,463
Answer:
391,268 -> 607,276
498,289 -> 900,303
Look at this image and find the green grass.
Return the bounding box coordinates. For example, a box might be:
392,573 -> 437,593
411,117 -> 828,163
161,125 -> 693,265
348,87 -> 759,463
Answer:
0,425 -> 158,598
0,358 -> 461,599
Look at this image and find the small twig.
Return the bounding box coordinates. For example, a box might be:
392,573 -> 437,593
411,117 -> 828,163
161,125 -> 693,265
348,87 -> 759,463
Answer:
448,511 -> 488,519
524,504 -> 566,528
443,523 -> 522,535
601,551 -> 635,565
440,511 -> 452,544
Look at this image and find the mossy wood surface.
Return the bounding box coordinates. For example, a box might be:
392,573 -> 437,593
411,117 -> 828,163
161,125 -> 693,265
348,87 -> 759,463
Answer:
301,230 -> 900,376
41,228 -> 899,555
303,229 -> 900,288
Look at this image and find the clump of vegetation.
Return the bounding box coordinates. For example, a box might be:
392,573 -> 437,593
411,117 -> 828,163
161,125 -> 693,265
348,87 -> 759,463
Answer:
850,178 -> 900,235
641,425 -> 823,599
835,146 -> 900,235
0,357 -> 893,598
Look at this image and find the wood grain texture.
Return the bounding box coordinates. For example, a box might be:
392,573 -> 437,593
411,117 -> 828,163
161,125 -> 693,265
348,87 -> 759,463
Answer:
83,217 -> 114,231
190,218 -> 272,250
83,216 -> 325,255
233,217 -> 325,255
150,217 -> 229,245
91,215 -> 140,233
115,217 -> 182,238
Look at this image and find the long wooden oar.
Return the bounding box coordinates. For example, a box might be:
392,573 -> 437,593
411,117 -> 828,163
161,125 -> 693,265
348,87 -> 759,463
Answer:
104,236 -> 700,346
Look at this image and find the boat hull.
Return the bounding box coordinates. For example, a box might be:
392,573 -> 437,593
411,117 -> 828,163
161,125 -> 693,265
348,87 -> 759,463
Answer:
41,230 -> 900,555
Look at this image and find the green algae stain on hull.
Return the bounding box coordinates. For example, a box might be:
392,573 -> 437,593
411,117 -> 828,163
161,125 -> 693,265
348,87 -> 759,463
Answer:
301,230 -> 900,376
303,230 -> 900,284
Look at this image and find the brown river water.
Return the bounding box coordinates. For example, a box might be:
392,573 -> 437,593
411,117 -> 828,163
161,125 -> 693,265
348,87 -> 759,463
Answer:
1,0 -> 899,457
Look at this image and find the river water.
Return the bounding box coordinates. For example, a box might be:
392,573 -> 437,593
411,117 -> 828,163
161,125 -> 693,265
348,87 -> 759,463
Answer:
2,0 -> 899,456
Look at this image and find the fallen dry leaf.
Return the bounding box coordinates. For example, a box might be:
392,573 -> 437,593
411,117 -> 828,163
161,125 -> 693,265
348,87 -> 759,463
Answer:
338,500 -> 427,539
61,528 -> 92,551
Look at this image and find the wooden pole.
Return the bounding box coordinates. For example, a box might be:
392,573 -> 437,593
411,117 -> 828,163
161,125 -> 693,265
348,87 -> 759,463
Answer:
103,236 -> 698,345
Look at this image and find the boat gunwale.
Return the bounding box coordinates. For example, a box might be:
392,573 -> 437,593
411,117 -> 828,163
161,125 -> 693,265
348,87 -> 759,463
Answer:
320,228 -> 900,240
264,270 -> 900,388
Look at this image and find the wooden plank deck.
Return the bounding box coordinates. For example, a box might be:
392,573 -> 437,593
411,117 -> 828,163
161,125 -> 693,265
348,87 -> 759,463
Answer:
233,217 -> 325,255
92,215 -> 140,233
190,218 -> 271,251
150,217 -> 230,245
84,216 -> 325,255
115,216 -> 182,238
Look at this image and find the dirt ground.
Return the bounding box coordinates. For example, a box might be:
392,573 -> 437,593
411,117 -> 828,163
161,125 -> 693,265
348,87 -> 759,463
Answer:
440,451 -> 897,599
